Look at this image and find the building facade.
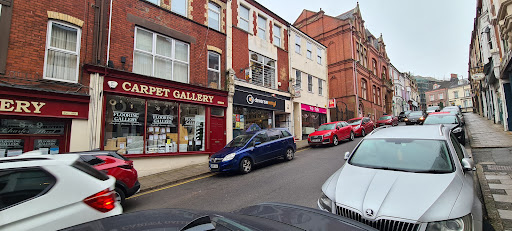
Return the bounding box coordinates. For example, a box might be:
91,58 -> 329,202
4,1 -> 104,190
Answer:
0,0 -> 93,157
289,26 -> 329,140
448,83 -> 473,112
293,4 -> 393,122
426,86 -> 448,109
227,0 -> 292,141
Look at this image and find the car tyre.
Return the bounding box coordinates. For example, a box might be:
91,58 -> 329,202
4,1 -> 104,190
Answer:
115,187 -> 126,205
361,129 -> 366,137
349,131 -> 355,141
239,157 -> 252,174
284,148 -> 294,161
332,136 -> 339,146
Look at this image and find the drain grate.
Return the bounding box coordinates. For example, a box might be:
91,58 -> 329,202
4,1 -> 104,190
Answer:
487,165 -> 512,171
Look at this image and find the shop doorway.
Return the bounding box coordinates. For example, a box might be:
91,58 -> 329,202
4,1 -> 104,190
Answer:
210,116 -> 226,152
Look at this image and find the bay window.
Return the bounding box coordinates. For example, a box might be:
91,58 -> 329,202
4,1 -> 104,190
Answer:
133,27 -> 189,83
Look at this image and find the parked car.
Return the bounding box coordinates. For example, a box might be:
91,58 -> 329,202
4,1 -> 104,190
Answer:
63,202 -> 377,231
73,151 -> 140,205
347,117 -> 374,137
318,126 -> 482,231
404,110 -> 427,125
424,112 -> 466,144
308,121 -> 355,147
209,128 -> 296,174
426,105 -> 441,114
375,115 -> 398,127
398,110 -> 411,121
0,154 -> 122,231
442,106 -> 465,124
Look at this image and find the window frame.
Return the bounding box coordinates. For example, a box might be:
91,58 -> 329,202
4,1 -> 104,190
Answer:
208,2 -> 221,31
430,94 -> 435,101
273,24 -> 281,47
257,15 -> 266,41
171,0 -> 188,17
238,4 -> 250,32
295,69 -> 301,88
306,41 -> 312,59
43,20 -> 82,83
207,51 -> 221,89
295,35 -> 301,54
454,91 -> 459,99
133,27 -> 190,83
317,47 -> 322,64
372,85 -> 377,103
308,75 -> 313,93
372,59 -> 377,75
439,93 -> 444,100
361,79 -> 367,100
318,78 -> 323,96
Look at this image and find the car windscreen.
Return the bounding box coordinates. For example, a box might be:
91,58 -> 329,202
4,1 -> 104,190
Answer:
378,116 -> 391,120
348,139 -> 454,173
347,119 -> 361,125
408,111 -> 423,116
423,115 -> 458,125
317,124 -> 336,131
226,134 -> 254,147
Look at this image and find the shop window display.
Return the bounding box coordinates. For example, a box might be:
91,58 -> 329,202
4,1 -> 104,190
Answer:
146,100 -> 178,154
179,104 -> 205,152
233,106 -> 272,137
104,95 -> 145,154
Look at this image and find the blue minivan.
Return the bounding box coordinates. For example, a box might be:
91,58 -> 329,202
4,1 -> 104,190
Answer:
209,128 -> 296,174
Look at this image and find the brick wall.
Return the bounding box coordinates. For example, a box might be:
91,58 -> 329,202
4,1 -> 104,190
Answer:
3,0 -> 96,94
108,0 -> 227,89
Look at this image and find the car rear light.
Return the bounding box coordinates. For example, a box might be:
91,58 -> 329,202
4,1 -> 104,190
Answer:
118,164 -> 133,169
84,188 -> 116,213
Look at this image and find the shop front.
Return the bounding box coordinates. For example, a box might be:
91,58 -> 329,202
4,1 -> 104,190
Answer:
232,86 -> 290,138
101,76 -> 228,157
300,103 -> 327,139
0,86 -> 89,157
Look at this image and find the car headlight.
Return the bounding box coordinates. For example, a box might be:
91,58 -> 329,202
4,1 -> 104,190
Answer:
420,117 -> 425,120
404,118 -> 409,121
323,132 -> 332,137
318,192 -> 332,212
222,153 -> 236,162
426,214 -> 472,231
453,127 -> 463,133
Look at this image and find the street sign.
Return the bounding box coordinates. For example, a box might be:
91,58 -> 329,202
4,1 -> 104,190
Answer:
328,98 -> 336,108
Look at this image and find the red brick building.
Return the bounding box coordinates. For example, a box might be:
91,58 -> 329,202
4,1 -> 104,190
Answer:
0,0 -> 94,156
293,4 -> 393,121
227,0 -> 292,141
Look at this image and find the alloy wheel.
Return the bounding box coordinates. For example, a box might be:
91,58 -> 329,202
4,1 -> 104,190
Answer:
240,158 -> 252,174
285,148 -> 294,161
333,136 -> 339,146
362,129 -> 366,137
350,132 -> 354,141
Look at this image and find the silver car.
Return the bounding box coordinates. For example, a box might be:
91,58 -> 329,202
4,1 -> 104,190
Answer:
318,125 -> 482,231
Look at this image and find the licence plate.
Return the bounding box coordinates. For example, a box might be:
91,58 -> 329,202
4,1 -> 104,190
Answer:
210,164 -> 218,169
312,139 -> 321,142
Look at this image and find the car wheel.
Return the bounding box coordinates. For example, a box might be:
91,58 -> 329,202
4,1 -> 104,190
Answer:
284,148 -> 294,161
361,129 -> 366,137
239,157 -> 252,174
114,187 -> 126,205
349,131 -> 355,141
332,136 -> 339,146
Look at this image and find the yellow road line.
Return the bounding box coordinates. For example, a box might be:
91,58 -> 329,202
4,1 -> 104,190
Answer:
297,148 -> 310,153
127,173 -> 216,199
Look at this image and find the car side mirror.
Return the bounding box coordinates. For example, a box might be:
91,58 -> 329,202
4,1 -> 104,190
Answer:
461,158 -> 474,171
336,127 -> 340,130
344,151 -> 350,160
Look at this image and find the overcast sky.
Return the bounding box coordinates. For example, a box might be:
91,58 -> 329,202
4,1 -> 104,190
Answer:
255,0 -> 476,81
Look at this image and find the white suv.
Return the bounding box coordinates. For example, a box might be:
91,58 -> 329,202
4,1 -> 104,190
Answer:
0,154 -> 122,230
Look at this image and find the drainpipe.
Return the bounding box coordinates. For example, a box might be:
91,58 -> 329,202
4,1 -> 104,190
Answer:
106,0 -> 113,66
350,26 -> 359,116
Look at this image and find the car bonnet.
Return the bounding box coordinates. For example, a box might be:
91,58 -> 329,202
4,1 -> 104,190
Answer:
323,164 -> 464,222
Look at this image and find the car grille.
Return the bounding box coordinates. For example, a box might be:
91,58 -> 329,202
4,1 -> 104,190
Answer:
336,206 -> 419,231
210,158 -> 223,163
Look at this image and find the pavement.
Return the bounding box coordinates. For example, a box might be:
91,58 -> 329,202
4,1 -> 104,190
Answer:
465,112 -> 512,231
133,138 -> 311,194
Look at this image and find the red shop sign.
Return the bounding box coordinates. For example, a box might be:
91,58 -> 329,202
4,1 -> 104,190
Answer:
104,78 -> 228,107
0,93 -> 89,119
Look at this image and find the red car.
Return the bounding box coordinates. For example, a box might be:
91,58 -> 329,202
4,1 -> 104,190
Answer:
308,121 -> 355,147
77,151 -> 140,205
376,115 -> 399,127
347,117 -> 374,137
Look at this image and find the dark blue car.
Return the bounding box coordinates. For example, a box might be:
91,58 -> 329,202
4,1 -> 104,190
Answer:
209,128 -> 296,174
